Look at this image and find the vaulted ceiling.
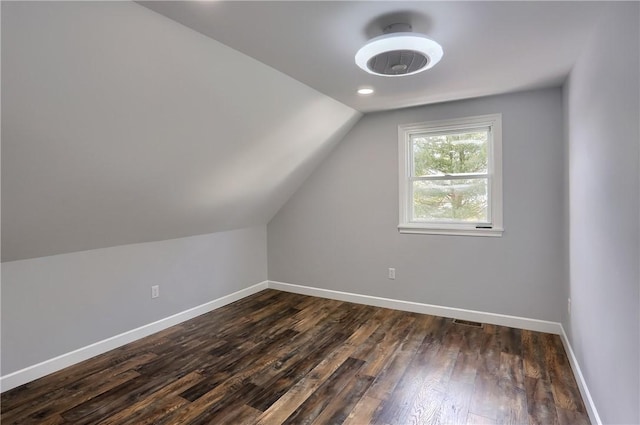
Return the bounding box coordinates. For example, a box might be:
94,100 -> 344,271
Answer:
1,1 -> 359,261
2,1 -> 606,261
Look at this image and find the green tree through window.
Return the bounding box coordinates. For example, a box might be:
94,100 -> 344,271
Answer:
411,130 -> 489,222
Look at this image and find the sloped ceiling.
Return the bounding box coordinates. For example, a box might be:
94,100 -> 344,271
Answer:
1,1 -> 361,261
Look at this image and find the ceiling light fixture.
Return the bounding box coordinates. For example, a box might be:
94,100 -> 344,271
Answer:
357,87 -> 375,95
355,23 -> 443,77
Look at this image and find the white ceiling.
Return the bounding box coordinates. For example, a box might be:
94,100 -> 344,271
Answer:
140,1 -> 607,113
2,1 -> 609,262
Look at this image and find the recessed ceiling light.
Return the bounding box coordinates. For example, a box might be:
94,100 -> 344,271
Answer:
355,23 -> 443,77
357,87 -> 375,95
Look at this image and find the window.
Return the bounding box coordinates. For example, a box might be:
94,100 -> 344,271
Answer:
398,114 -> 503,236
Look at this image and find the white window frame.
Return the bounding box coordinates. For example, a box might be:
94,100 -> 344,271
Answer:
398,113 -> 503,237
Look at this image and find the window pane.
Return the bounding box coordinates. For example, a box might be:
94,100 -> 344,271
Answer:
412,130 -> 488,177
412,178 -> 488,222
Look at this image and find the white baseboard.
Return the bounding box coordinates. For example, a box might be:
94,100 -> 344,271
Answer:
268,280 -> 562,335
559,326 -> 602,425
268,281 -> 602,424
0,281 -> 268,393
2,278 -> 600,425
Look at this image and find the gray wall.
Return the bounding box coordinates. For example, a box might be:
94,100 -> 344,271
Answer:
268,88 -> 565,322
1,226 -> 267,375
564,3 -> 639,423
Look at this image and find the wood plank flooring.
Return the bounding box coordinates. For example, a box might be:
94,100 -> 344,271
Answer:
1,290 -> 590,424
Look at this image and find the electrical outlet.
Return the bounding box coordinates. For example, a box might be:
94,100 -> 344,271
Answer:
568,298 -> 571,315
388,268 -> 396,280
151,285 -> 160,299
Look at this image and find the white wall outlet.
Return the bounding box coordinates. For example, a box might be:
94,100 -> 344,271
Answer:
568,297 -> 571,315
388,268 -> 396,280
151,285 -> 160,299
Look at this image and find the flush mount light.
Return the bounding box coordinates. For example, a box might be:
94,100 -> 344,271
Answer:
355,23 -> 443,77
357,87 -> 375,95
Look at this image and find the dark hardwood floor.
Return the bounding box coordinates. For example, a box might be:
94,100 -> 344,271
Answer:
1,289 -> 589,424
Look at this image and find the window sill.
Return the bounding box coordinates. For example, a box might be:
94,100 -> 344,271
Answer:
398,224 -> 504,237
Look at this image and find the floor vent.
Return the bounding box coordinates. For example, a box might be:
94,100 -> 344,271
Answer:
453,318 -> 484,328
